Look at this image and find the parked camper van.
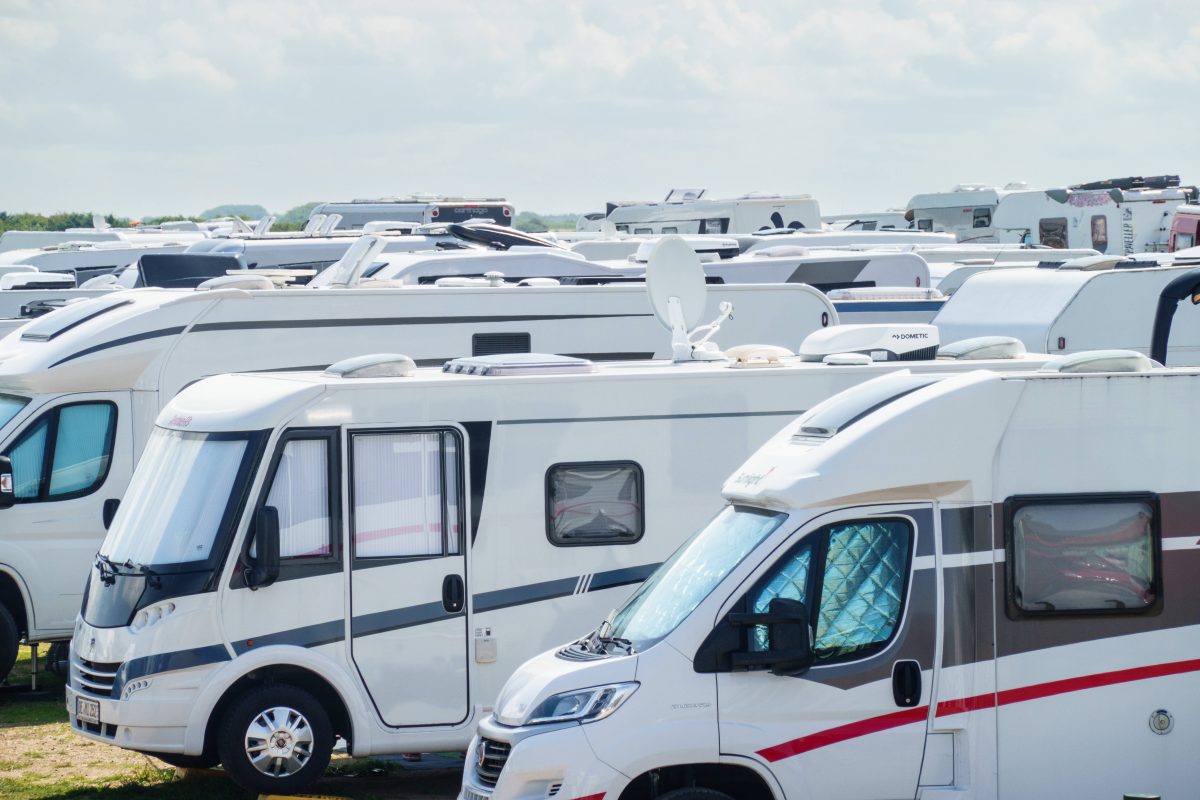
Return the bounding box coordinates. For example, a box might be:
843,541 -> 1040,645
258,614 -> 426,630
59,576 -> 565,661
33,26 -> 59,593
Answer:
1169,204 -> 1200,252
905,183 -> 1030,241
464,351 -> 1200,800
63,328 -> 1057,793
0,266 -> 835,681
308,197 -> 515,230
606,189 -> 822,235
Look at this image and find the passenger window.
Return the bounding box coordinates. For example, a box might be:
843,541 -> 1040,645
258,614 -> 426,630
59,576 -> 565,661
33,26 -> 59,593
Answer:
917,219 -> 933,231
661,227 -> 678,234
1090,215 -> 1109,251
1008,497 -> 1157,615
1175,232 -> 1193,250
973,207 -> 992,228
746,518 -> 912,662
265,438 -> 333,559
3,402 -> 116,502
351,430 -> 462,559
1039,217 -> 1068,248
546,461 -> 644,546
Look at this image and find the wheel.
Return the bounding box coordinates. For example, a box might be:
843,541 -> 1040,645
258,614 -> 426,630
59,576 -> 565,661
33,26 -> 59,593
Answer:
146,751 -> 219,770
657,789 -> 736,800
0,605 -> 18,684
217,684 -> 333,795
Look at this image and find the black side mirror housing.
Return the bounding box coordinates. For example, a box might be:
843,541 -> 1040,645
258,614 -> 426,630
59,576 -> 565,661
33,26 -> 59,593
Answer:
246,505 -> 281,589
694,597 -> 814,677
0,456 -> 14,509
102,498 -> 120,530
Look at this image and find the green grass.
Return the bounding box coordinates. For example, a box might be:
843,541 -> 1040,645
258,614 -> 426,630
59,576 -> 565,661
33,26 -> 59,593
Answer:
1,644 -> 67,726
0,764 -> 247,800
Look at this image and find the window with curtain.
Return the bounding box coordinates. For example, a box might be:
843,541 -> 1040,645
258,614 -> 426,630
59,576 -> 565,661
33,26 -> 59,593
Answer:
3,402 -> 116,502
265,438 -> 332,559
546,461 -> 643,546
352,430 -> 461,559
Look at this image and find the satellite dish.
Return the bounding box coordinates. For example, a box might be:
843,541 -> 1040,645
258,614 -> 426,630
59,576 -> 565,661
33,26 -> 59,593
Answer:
645,235 -> 732,362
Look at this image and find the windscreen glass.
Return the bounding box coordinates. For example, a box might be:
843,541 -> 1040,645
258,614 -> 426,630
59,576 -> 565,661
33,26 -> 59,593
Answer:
101,428 -> 255,568
0,394 -> 28,432
608,506 -> 787,651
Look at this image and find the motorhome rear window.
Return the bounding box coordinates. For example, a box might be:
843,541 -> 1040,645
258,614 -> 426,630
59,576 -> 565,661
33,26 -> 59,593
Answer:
545,461 -> 644,547
20,298 -> 134,342
1005,494 -> 1159,617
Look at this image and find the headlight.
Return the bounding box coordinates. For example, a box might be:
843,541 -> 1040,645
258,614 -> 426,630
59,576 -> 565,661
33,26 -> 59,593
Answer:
523,682 -> 638,726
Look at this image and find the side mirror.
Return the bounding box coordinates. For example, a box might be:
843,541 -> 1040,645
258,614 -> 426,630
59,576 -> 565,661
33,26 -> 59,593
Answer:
694,597 -> 814,677
0,456 -> 13,509
102,498 -> 120,530
246,505 -> 281,589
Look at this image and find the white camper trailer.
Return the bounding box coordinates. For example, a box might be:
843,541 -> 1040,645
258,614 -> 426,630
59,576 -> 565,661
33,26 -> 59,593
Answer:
606,190 -> 822,235
465,352 -> 1200,800
308,197 -> 515,230
0,267 -> 836,681
62,331 -> 1058,793
905,183 -> 1030,241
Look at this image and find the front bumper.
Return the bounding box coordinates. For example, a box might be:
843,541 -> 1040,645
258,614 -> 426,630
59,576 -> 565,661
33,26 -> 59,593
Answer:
459,718 -> 626,800
66,682 -> 197,754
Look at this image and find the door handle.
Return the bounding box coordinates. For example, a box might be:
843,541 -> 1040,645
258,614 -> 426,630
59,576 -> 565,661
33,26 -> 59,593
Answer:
892,660 -> 922,707
442,574 -> 465,614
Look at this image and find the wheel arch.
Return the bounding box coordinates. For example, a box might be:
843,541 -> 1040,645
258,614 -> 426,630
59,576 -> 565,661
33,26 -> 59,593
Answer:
617,760 -> 780,800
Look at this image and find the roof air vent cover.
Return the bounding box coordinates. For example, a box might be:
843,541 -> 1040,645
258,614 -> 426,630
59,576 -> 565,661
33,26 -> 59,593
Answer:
1038,349 -> 1154,374
325,353 -> 417,379
938,336 -> 1026,361
798,324 -> 939,363
442,353 -> 597,376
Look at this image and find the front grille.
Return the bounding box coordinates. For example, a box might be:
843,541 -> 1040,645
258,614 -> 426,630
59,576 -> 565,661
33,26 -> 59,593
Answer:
73,657 -> 121,698
475,737 -> 511,787
73,718 -> 117,738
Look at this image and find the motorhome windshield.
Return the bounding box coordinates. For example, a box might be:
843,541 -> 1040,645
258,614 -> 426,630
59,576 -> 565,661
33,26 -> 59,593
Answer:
0,394 -> 28,432
100,428 -> 258,570
607,506 -> 787,651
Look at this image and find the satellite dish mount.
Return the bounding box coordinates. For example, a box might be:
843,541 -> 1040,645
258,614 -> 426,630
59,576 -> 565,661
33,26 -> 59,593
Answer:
646,236 -> 732,362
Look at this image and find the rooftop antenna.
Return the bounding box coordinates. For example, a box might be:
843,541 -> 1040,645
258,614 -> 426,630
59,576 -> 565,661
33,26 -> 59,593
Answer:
324,234 -> 387,287
646,235 -> 732,362
92,213 -> 110,231
253,214 -> 277,236
229,216 -> 255,235
302,214 -> 326,235
317,214 -> 343,236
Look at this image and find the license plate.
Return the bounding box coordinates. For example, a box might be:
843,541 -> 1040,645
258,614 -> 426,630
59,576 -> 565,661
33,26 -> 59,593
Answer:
75,696 -> 100,725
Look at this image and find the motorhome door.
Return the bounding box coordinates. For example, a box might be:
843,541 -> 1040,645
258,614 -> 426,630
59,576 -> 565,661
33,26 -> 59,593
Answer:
348,428 -> 469,727
713,504 -> 935,798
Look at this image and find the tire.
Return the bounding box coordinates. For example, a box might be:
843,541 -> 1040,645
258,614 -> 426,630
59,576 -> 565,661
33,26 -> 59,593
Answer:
147,752 -> 220,770
657,790 -> 736,800
217,684 -> 333,796
0,605 -> 19,685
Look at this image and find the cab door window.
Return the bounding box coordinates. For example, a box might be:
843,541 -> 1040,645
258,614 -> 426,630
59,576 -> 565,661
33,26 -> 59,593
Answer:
3,402 -> 116,502
263,435 -> 337,560
749,518 -> 912,662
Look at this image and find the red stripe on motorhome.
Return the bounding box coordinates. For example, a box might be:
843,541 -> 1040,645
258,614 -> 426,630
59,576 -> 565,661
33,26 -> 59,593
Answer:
757,657 -> 1200,763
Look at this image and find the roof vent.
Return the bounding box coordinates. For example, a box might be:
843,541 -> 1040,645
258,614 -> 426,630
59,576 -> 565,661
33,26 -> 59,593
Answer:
362,220 -> 420,234
724,344 -> 794,368
1,272 -> 74,290
197,274 -> 274,291
1058,255 -> 1131,271
799,324 -> 939,363
1038,350 -> 1155,374
324,353 -> 417,379
517,278 -> 561,287
827,287 -> 945,301
823,352 -> 874,366
442,353 -> 597,376
938,336 -> 1026,360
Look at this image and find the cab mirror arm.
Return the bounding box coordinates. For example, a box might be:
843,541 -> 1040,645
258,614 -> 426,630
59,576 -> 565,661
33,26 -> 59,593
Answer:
694,598 -> 814,677
0,456 -> 13,509
246,506 -> 281,590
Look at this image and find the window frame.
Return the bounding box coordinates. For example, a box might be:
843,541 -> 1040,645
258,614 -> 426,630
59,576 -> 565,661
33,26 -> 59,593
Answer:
258,428 -> 342,569
1090,214 -> 1109,251
1003,492 -> 1162,620
544,460 -> 646,547
740,515 -> 915,667
348,426 -> 465,567
1038,217 -> 1069,248
972,207 -> 992,228
3,400 -> 118,503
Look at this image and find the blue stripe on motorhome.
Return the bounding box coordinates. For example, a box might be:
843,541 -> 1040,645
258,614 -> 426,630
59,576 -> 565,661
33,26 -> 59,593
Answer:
587,563 -> 660,592
831,301 -> 946,313
350,601 -> 456,639
231,618 -> 346,654
112,643 -> 230,696
473,577 -> 579,613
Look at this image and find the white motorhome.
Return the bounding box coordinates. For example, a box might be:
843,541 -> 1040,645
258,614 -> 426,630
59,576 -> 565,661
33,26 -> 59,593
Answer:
0,240 -> 195,284
606,190 -> 822,235
0,223 -> 211,255
0,271 -> 836,681
309,197 -> 515,230
465,350 -> 1200,800
905,183 -> 1031,241
933,261 -> 1200,364
62,327 -> 1057,793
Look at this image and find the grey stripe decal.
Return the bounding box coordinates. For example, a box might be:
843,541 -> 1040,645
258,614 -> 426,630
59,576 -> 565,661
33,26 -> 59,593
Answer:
473,577 -> 579,613
112,643 -> 229,696
49,326 -> 187,368
499,409 -> 805,426
191,313 -> 652,333
351,601 -> 457,638
231,619 -> 346,654
588,563 -> 660,591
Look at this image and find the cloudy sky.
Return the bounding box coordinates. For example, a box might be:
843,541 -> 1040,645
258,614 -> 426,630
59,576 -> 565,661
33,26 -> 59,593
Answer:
2,0 -> 1198,218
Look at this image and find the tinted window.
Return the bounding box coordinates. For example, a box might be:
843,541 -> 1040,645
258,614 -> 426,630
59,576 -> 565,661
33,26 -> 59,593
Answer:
3,402 -> 116,502
973,207 -> 992,228
1175,232 -> 1194,250
1039,217 -> 1068,248
546,462 -> 644,546
0,395 -> 27,431
1009,497 -> 1157,615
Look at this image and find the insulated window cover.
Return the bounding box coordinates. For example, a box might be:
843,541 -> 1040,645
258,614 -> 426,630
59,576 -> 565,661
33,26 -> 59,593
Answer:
265,439 -> 331,558
1012,500 -> 1155,613
353,432 -> 446,558
546,462 -> 643,545
814,520 -> 910,658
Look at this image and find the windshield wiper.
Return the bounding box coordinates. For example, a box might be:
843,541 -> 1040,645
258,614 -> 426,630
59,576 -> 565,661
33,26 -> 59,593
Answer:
597,635 -> 634,656
574,616 -> 635,656
123,560 -> 162,589
95,553 -> 119,586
